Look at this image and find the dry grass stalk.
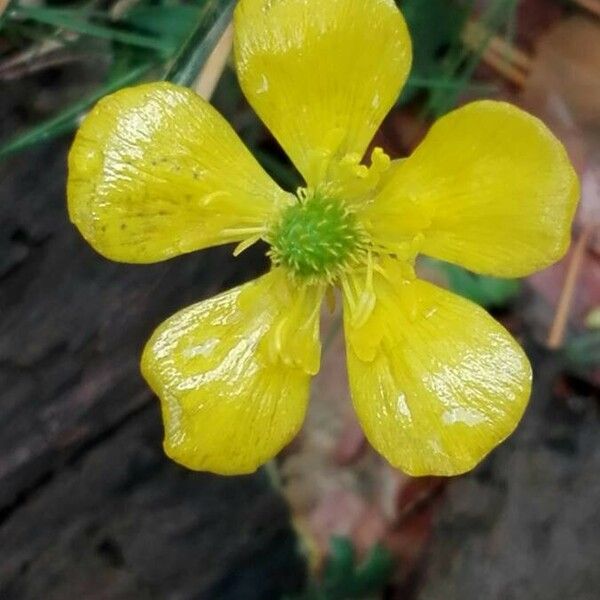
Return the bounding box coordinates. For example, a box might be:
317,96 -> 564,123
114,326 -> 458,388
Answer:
547,225 -> 596,349
193,22 -> 233,100
462,19 -> 531,87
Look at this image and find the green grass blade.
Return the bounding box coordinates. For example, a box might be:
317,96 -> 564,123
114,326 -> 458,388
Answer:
0,61 -> 155,160
165,0 -> 236,86
405,75 -> 496,94
425,0 -> 515,115
9,6 -> 172,53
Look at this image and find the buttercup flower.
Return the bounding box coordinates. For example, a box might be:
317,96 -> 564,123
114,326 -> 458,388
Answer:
67,0 -> 578,476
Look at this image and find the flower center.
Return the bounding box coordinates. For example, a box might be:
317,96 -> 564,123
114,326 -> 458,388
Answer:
269,191 -> 365,281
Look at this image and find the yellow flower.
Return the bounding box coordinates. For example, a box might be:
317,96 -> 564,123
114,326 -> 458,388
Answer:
67,0 -> 579,476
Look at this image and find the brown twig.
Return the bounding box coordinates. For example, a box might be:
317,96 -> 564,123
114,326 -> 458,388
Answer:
0,42 -> 102,80
547,225 -> 595,349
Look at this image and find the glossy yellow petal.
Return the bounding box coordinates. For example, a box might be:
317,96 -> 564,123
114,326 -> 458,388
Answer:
234,0 -> 411,186
344,259 -> 531,476
68,82 -> 290,263
366,101 -> 579,277
141,269 -> 323,474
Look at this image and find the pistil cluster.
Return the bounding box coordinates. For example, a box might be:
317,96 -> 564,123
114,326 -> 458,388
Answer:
268,190 -> 367,282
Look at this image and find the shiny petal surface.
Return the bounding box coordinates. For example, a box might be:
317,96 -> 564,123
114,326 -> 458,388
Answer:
68,82 -> 289,263
344,260 -> 531,476
366,101 -> 579,277
141,269 -> 323,474
234,0 -> 411,186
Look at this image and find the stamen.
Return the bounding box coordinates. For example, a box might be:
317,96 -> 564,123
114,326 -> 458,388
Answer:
341,276 -> 357,314
233,234 -> 262,257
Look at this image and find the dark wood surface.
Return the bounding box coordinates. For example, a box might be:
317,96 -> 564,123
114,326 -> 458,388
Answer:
417,348 -> 600,600
0,138 -> 305,599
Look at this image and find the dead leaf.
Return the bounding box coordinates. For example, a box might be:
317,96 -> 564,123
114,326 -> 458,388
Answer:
280,298 -> 409,565
521,16 -> 600,332
523,16 -> 600,129
522,15 -> 600,227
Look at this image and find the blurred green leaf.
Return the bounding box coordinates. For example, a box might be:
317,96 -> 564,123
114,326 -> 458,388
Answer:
405,75 -> 496,94
564,331 -> 600,370
120,4 -> 204,49
9,6 -> 173,53
321,537 -> 356,596
425,0 -> 519,116
288,537 -> 394,600
329,539 -> 393,598
399,0 -> 468,104
427,259 -> 521,308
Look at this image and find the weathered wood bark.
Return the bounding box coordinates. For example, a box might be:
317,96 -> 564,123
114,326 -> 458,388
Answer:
416,348 -> 600,600
0,139 -> 305,599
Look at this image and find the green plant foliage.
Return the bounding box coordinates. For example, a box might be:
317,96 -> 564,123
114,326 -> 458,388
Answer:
165,0 -> 235,85
425,0 -> 519,116
426,259 -> 521,308
288,537 -> 394,600
0,0 -> 234,160
399,0 -> 469,103
8,5 -> 174,53
120,4 -> 206,50
564,331 -> 600,370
